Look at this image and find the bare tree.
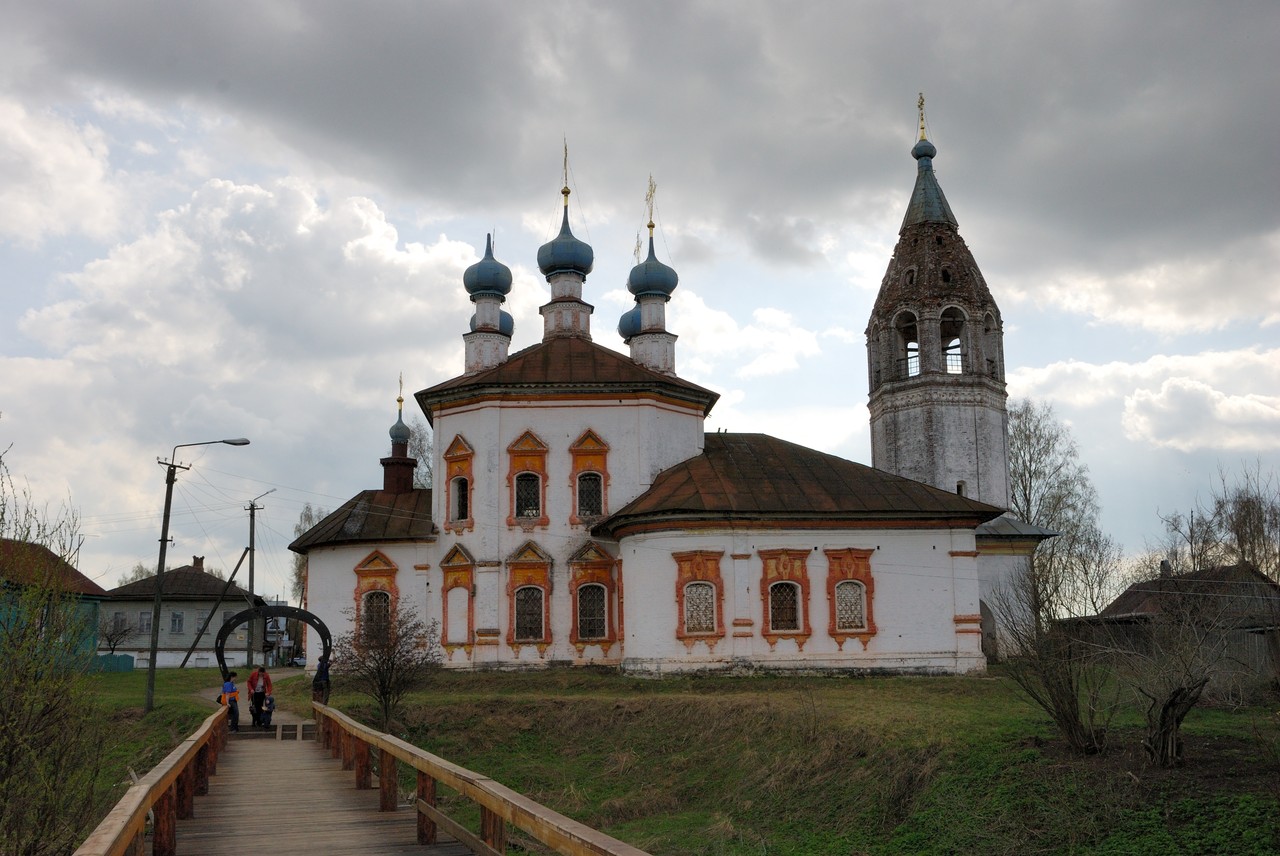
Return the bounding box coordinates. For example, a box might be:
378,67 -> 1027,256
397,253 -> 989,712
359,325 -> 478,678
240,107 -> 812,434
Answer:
330,603 -> 443,730
98,614 -> 136,654
291,503 -> 328,603
993,400 -> 1121,754
117,561 -> 155,587
407,415 -> 433,489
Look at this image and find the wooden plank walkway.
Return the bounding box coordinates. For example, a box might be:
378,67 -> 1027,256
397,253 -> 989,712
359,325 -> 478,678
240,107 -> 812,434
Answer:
173,736 -> 470,855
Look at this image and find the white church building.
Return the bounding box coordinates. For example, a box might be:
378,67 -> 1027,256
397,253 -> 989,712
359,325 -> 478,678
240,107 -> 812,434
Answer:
292,114 -> 1044,674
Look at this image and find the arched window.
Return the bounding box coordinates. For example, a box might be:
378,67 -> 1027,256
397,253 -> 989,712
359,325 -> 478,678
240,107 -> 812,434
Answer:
362,591 -> 390,644
452,476 -> 469,522
683,582 -> 716,634
515,473 -> 540,518
577,472 -> 603,517
941,307 -> 966,375
983,313 -> 1001,379
769,582 -> 800,632
834,581 -> 867,631
956,481 -> 967,497
514,586 -> 544,641
577,583 -> 607,640
895,311 -> 920,378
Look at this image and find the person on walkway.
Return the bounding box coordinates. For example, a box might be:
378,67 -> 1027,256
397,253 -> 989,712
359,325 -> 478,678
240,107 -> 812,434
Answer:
247,666 -> 273,729
260,695 -> 275,728
222,672 -> 240,732
311,656 -> 331,704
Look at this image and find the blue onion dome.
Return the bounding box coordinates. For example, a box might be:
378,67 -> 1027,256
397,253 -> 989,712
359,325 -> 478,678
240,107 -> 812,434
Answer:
537,187 -> 594,278
911,136 -> 937,161
468,309 -> 514,337
463,233 -> 512,298
617,304 -> 642,340
627,230 -> 678,297
389,407 -> 411,444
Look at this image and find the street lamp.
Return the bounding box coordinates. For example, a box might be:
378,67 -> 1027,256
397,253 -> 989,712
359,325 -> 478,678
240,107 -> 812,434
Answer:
144,437 -> 250,714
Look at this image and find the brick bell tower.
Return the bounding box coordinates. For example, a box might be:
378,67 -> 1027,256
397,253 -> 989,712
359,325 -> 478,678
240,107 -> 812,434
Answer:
866,96 -> 1010,508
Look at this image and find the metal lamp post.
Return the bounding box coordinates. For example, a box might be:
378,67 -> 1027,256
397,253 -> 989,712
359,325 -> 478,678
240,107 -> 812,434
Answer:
144,437 -> 250,714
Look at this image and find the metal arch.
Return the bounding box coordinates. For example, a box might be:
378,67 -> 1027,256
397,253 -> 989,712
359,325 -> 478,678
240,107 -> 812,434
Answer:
214,605 -> 332,680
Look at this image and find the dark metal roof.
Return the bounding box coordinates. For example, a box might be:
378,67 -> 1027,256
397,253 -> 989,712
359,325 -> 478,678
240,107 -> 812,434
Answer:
107,564 -> 257,601
0,538 -> 108,597
595,433 -> 1006,537
415,336 -> 719,420
1099,563 -> 1280,624
289,488 -> 436,554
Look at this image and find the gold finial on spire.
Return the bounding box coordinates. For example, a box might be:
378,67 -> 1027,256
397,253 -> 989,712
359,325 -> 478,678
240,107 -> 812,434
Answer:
562,138 -> 571,205
397,372 -> 404,411
645,174 -> 657,237
917,92 -> 927,141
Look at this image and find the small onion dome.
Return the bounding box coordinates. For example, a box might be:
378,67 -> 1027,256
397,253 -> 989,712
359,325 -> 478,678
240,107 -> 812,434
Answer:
627,234 -> 678,297
463,234 -> 512,298
469,309 -> 514,337
537,197 -> 594,278
389,410 -> 411,445
617,305 -> 641,340
912,137 -> 937,161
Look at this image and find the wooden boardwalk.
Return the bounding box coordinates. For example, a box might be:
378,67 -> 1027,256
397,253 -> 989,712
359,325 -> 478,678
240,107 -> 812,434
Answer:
173,736 -> 469,856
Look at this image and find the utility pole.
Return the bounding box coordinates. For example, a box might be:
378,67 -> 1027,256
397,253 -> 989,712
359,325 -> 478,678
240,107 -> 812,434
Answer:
245,489 -> 275,668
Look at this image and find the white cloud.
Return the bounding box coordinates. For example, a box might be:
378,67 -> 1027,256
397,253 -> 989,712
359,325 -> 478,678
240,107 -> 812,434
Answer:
670,293 -> 820,379
0,98 -> 122,243
1122,378 -> 1280,452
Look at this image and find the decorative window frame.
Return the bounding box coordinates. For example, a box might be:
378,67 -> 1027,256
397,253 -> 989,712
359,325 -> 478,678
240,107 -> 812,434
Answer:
758,549 -> 812,649
439,545 -> 476,655
354,549 -> 400,637
568,430 -> 610,525
673,550 -> 726,650
568,541 -> 617,654
443,435 -> 475,534
824,548 -> 876,650
506,431 -> 549,529
505,541 -> 552,654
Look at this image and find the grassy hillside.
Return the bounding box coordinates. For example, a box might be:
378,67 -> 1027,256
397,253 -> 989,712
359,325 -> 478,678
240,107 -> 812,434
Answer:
278,669 -> 1280,856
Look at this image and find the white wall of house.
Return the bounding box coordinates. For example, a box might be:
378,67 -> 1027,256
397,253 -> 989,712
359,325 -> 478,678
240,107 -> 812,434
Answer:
102,599 -> 266,668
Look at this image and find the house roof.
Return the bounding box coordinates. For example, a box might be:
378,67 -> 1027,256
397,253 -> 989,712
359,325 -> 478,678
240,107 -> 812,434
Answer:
107,563 -> 259,602
415,336 -> 719,420
1099,563 -> 1280,627
0,538 -> 108,597
289,488 -> 436,554
595,432 -> 1007,538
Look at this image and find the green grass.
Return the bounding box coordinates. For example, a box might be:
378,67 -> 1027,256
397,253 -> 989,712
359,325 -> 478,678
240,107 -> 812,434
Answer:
273,669 -> 1280,856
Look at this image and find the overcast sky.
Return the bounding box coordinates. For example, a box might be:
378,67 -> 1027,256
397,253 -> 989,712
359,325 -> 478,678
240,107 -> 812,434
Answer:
2,1 -> 1277,600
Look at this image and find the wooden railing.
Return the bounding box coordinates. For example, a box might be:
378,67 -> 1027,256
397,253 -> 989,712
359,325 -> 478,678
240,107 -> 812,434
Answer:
74,707 -> 228,856
313,702 -> 652,856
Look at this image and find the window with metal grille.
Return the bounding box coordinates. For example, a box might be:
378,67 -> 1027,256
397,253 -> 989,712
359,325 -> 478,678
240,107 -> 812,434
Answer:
835,581 -> 866,631
363,591 -> 390,644
577,472 -> 603,517
684,582 -> 715,633
453,477 -> 469,521
577,584 -> 607,639
515,586 -> 544,641
515,473 -> 540,517
769,582 -> 799,631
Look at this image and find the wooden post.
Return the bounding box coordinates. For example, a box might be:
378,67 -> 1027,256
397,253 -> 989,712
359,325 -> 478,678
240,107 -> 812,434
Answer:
355,739 -> 371,789
379,749 -> 397,812
331,724 -> 342,759
195,744 -> 210,795
416,771 -> 437,845
176,761 -> 195,819
481,805 -> 507,853
153,784 -> 177,856
341,731 -> 354,770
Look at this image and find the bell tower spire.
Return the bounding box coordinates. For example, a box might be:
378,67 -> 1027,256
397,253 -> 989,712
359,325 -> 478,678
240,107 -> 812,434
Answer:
865,99 -> 1009,507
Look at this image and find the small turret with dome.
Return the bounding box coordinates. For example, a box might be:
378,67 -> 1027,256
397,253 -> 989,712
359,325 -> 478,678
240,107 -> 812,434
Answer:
537,148 -> 597,341
380,381 -> 418,494
619,177 -> 680,375
462,233 -> 516,373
